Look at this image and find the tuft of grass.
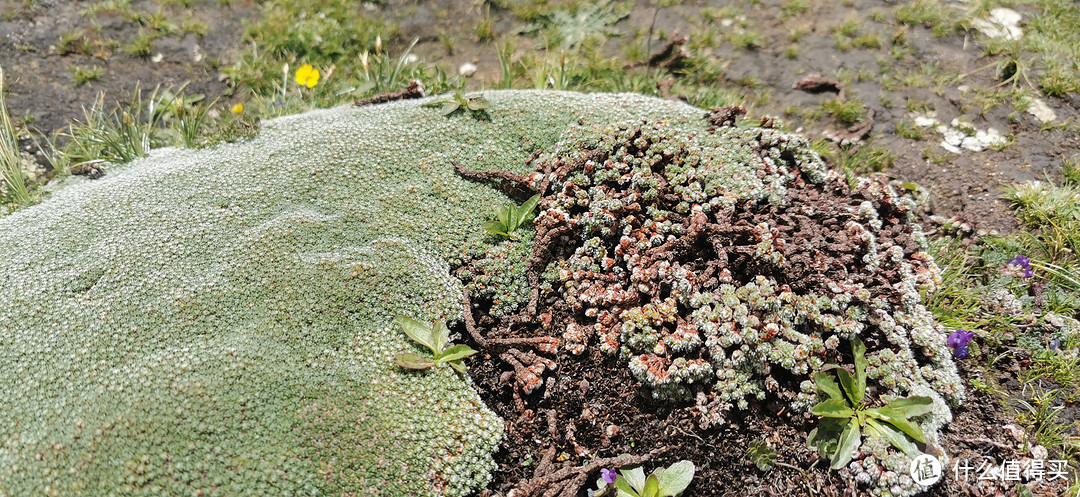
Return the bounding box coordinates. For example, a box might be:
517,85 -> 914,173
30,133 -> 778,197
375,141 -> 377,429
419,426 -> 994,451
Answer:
780,0 -> 808,19
56,31 -> 88,55
475,13 -> 496,43
0,68 -> 31,206
123,31 -> 156,57
894,118 -> 926,140
63,84 -> 164,165
821,97 -> 866,125
894,0 -> 960,37
69,66 -> 104,86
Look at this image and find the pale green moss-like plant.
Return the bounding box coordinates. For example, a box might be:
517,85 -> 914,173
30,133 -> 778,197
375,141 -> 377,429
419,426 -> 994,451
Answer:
0,91 -> 729,496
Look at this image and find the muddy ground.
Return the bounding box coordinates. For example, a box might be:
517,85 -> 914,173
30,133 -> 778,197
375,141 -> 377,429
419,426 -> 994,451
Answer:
0,0 -> 1076,496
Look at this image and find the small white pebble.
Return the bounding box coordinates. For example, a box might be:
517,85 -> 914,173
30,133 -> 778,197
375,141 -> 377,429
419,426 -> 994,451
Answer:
459,62 -> 478,77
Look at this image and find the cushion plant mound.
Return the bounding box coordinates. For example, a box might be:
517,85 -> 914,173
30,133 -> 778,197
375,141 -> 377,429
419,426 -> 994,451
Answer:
0,91 -> 720,496
0,91 -> 963,496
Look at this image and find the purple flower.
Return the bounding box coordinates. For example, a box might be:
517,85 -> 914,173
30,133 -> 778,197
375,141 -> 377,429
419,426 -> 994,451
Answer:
601,469 -> 617,485
1008,255 -> 1034,278
947,329 -> 974,358
1050,338 -> 1061,351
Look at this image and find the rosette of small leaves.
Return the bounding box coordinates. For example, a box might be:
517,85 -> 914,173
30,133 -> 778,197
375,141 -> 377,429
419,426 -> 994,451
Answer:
807,337 -> 933,469
593,460 -> 695,497
483,193 -> 540,239
422,92 -> 490,116
393,315 -> 478,373
746,440 -> 777,472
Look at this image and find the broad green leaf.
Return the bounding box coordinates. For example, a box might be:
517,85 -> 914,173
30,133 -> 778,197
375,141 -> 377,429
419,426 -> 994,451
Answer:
807,417 -> 845,456
868,407 -> 927,443
614,476 -> 637,496
657,460 -> 695,496
813,372 -> 843,400
616,490 -> 638,497
852,338 -> 867,403
440,101 -> 460,115
432,321 -> 450,354
435,344 -> 479,363
514,194 -> 541,231
830,420 -> 860,469
811,398 -> 855,418
448,359 -> 467,374
494,204 -> 512,231
393,352 -> 434,370
622,467 -> 646,493
483,220 -> 510,237
642,474 -> 659,497
836,368 -> 860,405
886,396 -> 934,418
395,315 -> 437,355
864,418 -> 921,458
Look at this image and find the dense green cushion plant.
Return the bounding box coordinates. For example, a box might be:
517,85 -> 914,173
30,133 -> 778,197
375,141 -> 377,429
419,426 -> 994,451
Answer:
0,91 -> 719,496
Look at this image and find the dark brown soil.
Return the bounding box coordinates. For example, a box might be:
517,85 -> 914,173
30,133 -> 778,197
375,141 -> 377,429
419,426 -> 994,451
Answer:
0,0 -> 255,134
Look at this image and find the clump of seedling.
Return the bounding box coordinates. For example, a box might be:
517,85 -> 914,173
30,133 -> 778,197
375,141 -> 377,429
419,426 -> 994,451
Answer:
422,92 -> 490,117
483,193 -> 539,239
808,337 -> 933,469
393,315 -> 478,373
592,460 -> 696,497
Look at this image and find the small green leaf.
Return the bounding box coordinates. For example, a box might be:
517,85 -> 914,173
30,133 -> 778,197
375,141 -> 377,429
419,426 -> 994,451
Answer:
807,417 -> 845,459
514,194 -> 541,231
448,359 -> 467,374
642,474 -> 659,497
421,99 -> 448,108
435,344 -> 479,363
483,220 -> 510,237
395,315 -> 437,355
440,101 -> 460,115
864,417 -> 921,458
868,407 -> 927,444
494,204 -> 512,231
466,96 -> 489,111
614,476 -> 637,496
836,368 -> 860,405
394,353 -> 434,370
811,398 -> 855,418
901,182 -> 918,191
886,396 -> 934,418
622,467 -> 646,493
657,460 -> 695,496
852,338 -> 868,403
813,372 -> 843,401
615,489 -> 638,497
830,420 -> 860,469
432,321 -> 450,355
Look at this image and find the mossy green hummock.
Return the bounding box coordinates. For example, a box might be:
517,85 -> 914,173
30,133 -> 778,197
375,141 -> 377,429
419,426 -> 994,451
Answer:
0,91 -> 713,496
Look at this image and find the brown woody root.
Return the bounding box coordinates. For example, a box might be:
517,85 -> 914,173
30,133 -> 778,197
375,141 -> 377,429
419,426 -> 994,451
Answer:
354,80 -> 425,106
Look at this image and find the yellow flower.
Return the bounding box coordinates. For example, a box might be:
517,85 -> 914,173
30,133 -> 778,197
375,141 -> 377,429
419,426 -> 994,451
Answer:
231,103 -> 244,114
294,64 -> 319,88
